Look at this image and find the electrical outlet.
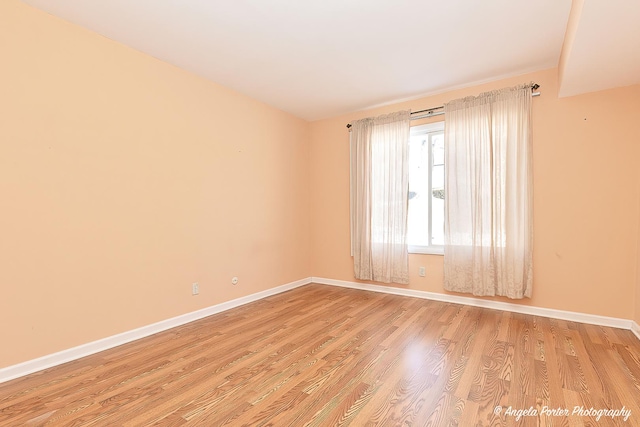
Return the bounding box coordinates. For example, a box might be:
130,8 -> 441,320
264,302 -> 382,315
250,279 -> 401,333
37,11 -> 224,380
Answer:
192,282 -> 199,295
419,267 -> 426,277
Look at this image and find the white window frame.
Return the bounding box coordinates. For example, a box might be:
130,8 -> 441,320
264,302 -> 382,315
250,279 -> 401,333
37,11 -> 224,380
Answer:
408,121 -> 445,255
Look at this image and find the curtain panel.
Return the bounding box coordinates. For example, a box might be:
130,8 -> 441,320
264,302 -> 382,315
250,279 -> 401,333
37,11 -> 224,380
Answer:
350,111 -> 411,284
443,85 -> 533,299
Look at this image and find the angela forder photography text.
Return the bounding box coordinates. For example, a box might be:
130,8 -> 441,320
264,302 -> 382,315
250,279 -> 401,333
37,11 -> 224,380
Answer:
495,405 -> 632,422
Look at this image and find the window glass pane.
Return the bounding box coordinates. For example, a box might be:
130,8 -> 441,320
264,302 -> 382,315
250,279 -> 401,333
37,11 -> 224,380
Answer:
407,123 -> 445,252
407,134 -> 428,246
432,133 -> 444,188
431,133 -> 445,246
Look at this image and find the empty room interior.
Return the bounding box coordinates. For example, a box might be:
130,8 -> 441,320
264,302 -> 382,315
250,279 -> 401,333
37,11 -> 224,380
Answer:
2,0 -> 640,425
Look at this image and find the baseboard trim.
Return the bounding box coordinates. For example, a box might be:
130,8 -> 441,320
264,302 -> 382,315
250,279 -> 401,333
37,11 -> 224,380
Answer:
0,277 -> 312,384
311,277 -> 636,332
632,321 -> 640,340
2,276 -> 636,384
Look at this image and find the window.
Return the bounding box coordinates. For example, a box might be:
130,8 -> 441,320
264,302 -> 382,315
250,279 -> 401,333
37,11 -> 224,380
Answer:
407,122 -> 445,254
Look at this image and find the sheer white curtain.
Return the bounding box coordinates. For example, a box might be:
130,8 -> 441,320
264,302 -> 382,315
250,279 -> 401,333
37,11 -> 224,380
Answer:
350,111 -> 410,284
443,85 -> 533,298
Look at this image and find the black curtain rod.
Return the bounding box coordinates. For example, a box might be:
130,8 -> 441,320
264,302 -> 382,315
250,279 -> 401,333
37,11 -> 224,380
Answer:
346,83 -> 540,129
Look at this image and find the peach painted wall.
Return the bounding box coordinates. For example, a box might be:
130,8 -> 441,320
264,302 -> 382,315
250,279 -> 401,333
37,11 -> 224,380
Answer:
636,196 -> 640,325
310,68 -> 640,320
0,1 -> 310,368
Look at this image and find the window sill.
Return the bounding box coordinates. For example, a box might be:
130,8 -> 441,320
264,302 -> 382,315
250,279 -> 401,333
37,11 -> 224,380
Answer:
408,245 -> 444,256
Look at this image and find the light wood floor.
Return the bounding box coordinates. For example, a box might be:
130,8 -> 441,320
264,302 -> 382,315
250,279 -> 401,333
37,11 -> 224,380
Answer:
1,284 -> 639,426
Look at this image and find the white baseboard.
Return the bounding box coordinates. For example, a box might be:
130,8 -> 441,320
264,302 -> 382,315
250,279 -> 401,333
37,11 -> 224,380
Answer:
0,277 -> 312,384
632,321 -> 640,340
311,277 -> 636,332
2,275 -> 637,384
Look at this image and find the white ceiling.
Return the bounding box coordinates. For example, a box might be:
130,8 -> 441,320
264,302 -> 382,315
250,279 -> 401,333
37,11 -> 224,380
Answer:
20,0 -> 640,121
559,0 -> 640,98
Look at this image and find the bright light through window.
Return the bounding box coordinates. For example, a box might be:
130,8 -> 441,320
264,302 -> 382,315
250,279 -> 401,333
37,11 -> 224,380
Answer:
407,122 -> 445,254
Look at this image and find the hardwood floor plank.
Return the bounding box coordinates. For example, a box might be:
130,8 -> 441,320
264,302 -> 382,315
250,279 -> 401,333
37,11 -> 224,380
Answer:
1,284 -> 639,426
